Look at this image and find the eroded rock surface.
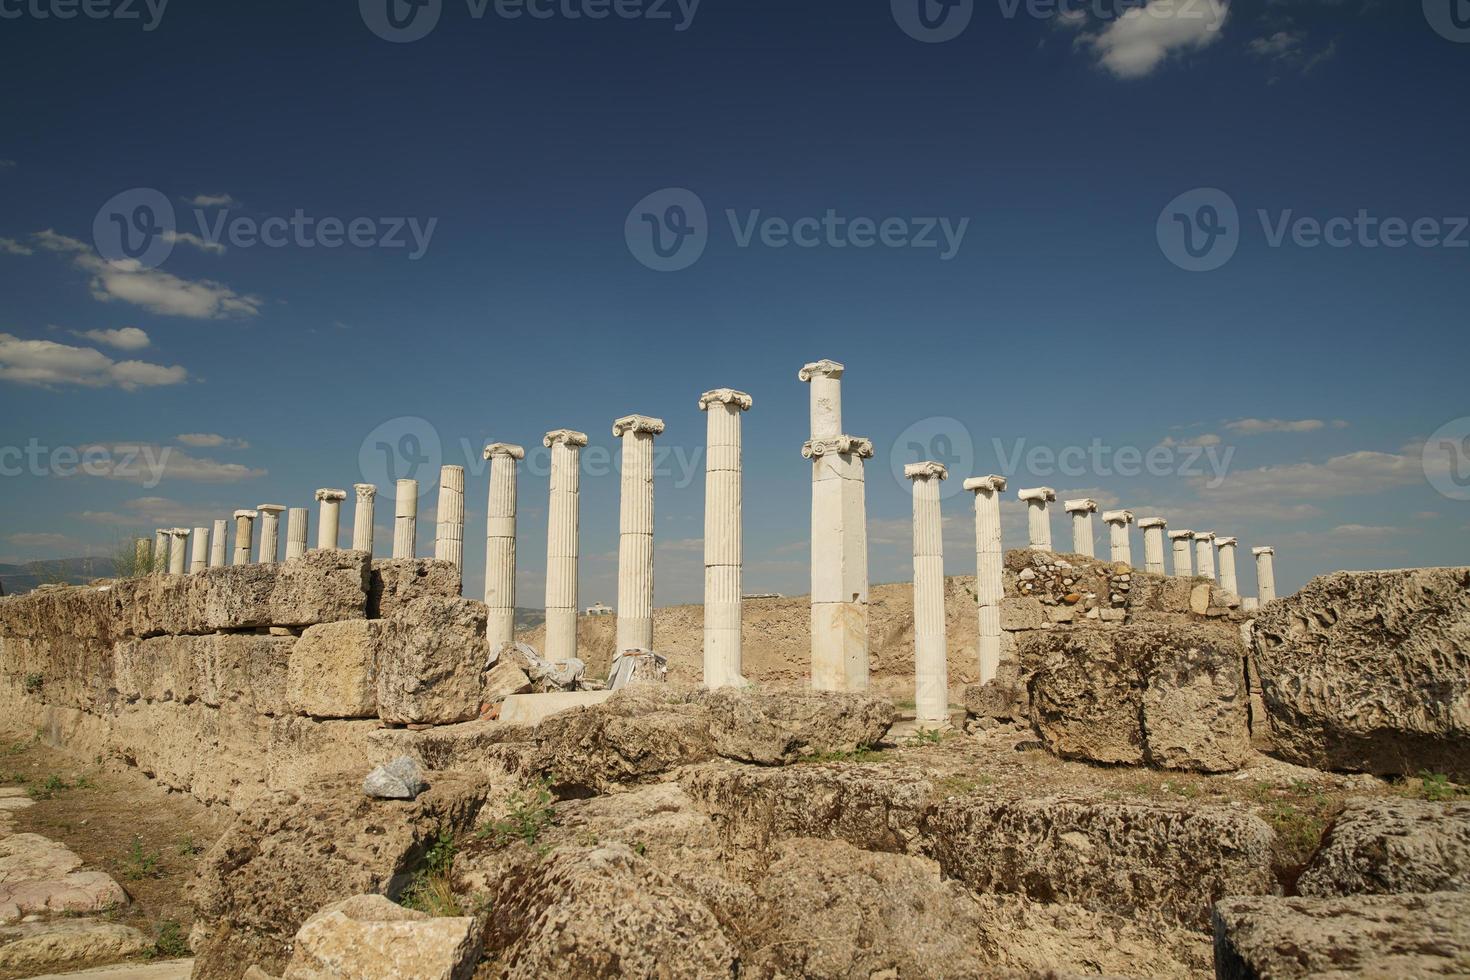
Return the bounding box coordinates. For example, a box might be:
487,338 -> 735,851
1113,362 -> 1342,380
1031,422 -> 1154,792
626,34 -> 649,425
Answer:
1298,797 -> 1470,897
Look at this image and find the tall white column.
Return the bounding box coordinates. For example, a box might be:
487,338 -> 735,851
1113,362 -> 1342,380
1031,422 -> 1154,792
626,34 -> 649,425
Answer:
1018,487 -> 1056,552
134,537 -> 152,575
232,511 -> 257,566
1064,498 -> 1098,557
700,389 -> 753,689
209,520 -> 227,567
800,359 -> 871,693
190,526 -> 210,573
1253,546 -> 1277,604
153,530 -> 168,573
908,462 -> 949,726
352,484 -> 377,554
483,443 -> 524,651
315,489 -> 347,550
1138,517 -> 1167,574
285,508 -> 309,560
613,415 -> 665,654
1216,536 -> 1240,595
433,465 -> 466,574
166,528 -> 190,575
1103,510 -> 1135,565
256,505 -> 286,564
1194,531 -> 1217,581
1169,530 -> 1195,578
543,429 -> 588,664
393,479 -> 418,559
965,475 -> 1007,686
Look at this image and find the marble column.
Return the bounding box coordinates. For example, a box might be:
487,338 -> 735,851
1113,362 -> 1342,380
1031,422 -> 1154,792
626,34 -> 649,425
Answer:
256,505 -> 286,564
1103,510 -> 1135,566
393,479 -> 418,559
1064,498 -> 1098,557
1216,536 -> 1240,595
433,465 -> 466,575
700,389 -> 752,689
1194,531 -> 1217,581
232,511 -> 257,566
483,443 -> 525,651
315,489 -> 347,550
800,359 -> 872,693
965,474 -> 1007,687
1138,517 -> 1167,574
285,508 -> 309,560
133,537 -> 152,575
352,484 -> 377,554
543,429 -> 589,664
1169,530 -> 1195,578
908,462 -> 949,726
613,415 -> 665,654
153,530 -> 168,573
1018,487 -> 1056,552
166,528 -> 190,575
190,526 -> 209,573
209,520 -> 227,567
1253,546 -> 1277,604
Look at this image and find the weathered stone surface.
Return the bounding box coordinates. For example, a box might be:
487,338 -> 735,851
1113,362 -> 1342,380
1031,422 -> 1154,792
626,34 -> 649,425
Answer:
1126,574 -> 1197,622
288,620 -> 382,719
0,834 -> 130,924
284,894 -> 479,980
1020,624 -> 1251,772
697,688 -> 894,765
375,597 -> 486,725
1251,568 -> 1470,780
1212,892 -> 1470,978
367,559 -> 462,619
1000,596 -> 1046,631
198,634 -> 294,716
480,659 -> 532,703
0,918 -> 152,973
269,549 -> 370,628
1298,797 -> 1470,897
114,635 -> 199,704
363,756 -> 425,800
962,661 -> 1024,722
529,687 -> 714,793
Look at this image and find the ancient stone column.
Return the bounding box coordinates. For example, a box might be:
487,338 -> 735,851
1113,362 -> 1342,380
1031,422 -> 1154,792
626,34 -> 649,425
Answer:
543,429 -> 589,663
700,389 -> 753,689
433,465 -> 466,574
393,479 -> 418,559
232,511 -> 257,566
1138,517 -> 1167,574
166,528 -> 190,575
613,415 -> 665,654
315,489 -> 347,550
1103,510 -> 1134,566
908,462 -> 949,726
209,520 -> 227,567
352,484 -> 377,554
152,530 -> 168,573
285,508 -> 308,560
256,505 -> 286,564
134,537 -> 152,574
800,359 -> 872,693
1169,530 -> 1195,578
1018,487 -> 1056,552
1194,531 -> 1217,581
483,443 -> 525,651
1064,498 -> 1098,557
1253,546 -> 1277,604
190,526 -> 210,573
965,474 -> 1007,686
1216,536 -> 1240,595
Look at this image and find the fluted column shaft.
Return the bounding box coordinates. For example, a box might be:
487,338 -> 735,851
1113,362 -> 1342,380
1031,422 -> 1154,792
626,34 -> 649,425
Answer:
1170,532 -> 1195,578
1105,514 -> 1134,566
484,446 -> 523,650
352,485 -> 377,554
190,527 -> 209,573
908,464 -> 948,725
1195,534 -> 1217,581
316,490 -> 346,550
393,480 -> 418,559
434,465 -> 466,577
153,530 -> 168,573
209,520 -> 227,567
1018,489 -> 1056,552
1254,548 -> 1277,604
285,508 -> 309,560
167,530 -> 189,575
232,513 -> 255,566
1140,520 -> 1167,575
257,506 -> 285,564
701,391 -> 751,689
134,537 -> 152,575
615,417 -> 663,653
967,476 -> 1006,686
544,432 -> 587,663
1218,540 -> 1240,595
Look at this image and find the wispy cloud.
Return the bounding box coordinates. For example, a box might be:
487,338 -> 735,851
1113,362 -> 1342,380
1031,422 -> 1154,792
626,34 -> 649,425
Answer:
1158,433 -> 1222,448
186,193 -> 237,208
1082,0 -> 1230,79
0,237 -> 32,256
1195,449 -> 1425,503
73,443 -> 266,484
176,433 -> 250,450
163,230 -> 226,254
1224,418 -> 1347,434
0,333 -> 186,391
74,326 -> 151,351
79,496 -> 229,528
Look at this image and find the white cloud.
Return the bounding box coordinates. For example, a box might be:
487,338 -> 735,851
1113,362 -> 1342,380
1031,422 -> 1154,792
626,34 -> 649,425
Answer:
75,443 -> 266,484
1194,450 -> 1425,503
0,237 -> 33,255
34,229 -> 89,253
176,433 -> 250,450
78,496 -> 228,529
1084,0 -> 1230,78
187,193 -> 237,207
75,327 -> 151,351
0,333 -> 187,391
162,230 -> 226,254
1224,418 -> 1347,434
1158,433 -> 1222,448
6,532 -> 77,549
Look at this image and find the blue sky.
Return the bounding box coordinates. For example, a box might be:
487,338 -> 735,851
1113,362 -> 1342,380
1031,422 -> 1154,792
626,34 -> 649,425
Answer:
1,0 -> 1467,603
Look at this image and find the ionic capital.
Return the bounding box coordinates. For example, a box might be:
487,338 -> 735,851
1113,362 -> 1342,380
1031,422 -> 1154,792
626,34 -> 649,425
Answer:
1102,509 -> 1135,526
543,429 -> 590,449
257,504 -> 287,515
167,527 -> 190,537
612,414 -> 666,437
483,443 -> 526,461
797,359 -> 845,382
698,388 -> 753,411
1194,531 -> 1217,543
353,484 -> 378,499
1137,517 -> 1167,529
1252,546 -> 1275,557
314,488 -> 347,503
904,461 -> 948,481
1017,487 -> 1056,504
801,435 -> 874,459
1215,536 -> 1238,547
1064,498 -> 1098,515
233,510 -> 258,520
963,474 -> 1008,493
1168,529 -> 1195,541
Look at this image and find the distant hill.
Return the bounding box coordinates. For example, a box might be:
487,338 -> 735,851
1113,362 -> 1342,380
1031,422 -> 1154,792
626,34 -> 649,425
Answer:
0,557 -> 116,597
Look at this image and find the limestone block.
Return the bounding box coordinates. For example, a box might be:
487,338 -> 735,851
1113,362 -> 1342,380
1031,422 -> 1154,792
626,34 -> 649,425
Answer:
698,688 -> 894,765
289,620 -> 385,719
498,690 -> 613,726
0,919 -> 151,974
1298,798 -> 1470,897
375,597 -> 487,725
198,634 -> 295,716
198,564 -> 277,633
284,894 -> 479,980
1001,596 -> 1046,631
481,659 -> 533,703
270,549 -> 370,627
961,661 -> 1025,722
367,559 -> 462,619
528,687 -> 714,793
113,635 -> 199,704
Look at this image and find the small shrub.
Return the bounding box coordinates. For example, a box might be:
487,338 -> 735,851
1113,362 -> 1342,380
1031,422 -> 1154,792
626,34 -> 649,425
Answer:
23,673 -> 43,694
28,774 -> 69,800
1419,771 -> 1464,802
400,827 -> 463,916
477,778 -> 556,848
912,727 -> 945,746
123,837 -> 163,880
147,919 -> 190,959
176,835 -> 203,857
801,745 -> 886,764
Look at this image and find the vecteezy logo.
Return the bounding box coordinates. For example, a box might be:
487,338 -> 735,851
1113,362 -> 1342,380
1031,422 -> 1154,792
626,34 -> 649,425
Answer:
1424,0 -> 1470,41
360,0 -> 442,43
358,416 -> 442,497
1156,187 -> 1240,272
889,416 -> 974,499
92,188 -> 175,268
1423,417 -> 1470,501
891,0 -> 972,43
625,188 -> 708,272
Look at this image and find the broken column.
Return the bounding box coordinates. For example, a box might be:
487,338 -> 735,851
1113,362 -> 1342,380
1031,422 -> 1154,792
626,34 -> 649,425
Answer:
1217,536 -> 1240,595
544,429 -> 589,664
285,508 -> 308,560
232,510 -> 257,566
483,443 -> 525,651
393,479 -> 418,559
152,530 -> 168,573
1103,509 -> 1134,565
965,474 -> 1007,686
256,504 -> 286,564
1018,487 -> 1056,552
209,519 -> 227,567
166,528 -> 189,575
700,388 -> 753,689
1139,517 -> 1167,574
1064,498 -> 1098,557
315,489 -> 347,550
1194,531 -> 1217,581
1169,530 -> 1195,578
134,537 -> 152,574
351,484 -> 376,554
1253,546 -> 1277,604
800,359 -> 872,693
434,465 -> 466,573
190,527 -> 209,573
613,415 -> 665,654
908,461 -> 949,726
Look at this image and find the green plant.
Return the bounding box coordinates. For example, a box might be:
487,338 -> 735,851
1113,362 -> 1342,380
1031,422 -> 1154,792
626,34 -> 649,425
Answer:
28,774 -> 69,799
801,745 -> 886,764
176,835 -> 203,857
400,827 -> 463,916
23,673 -> 44,694
911,727 -> 945,746
1262,796 -> 1334,870
123,837 -> 163,880
146,919 -> 190,959
1419,771 -> 1463,801
73,774 -> 95,790
477,778 -> 557,848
